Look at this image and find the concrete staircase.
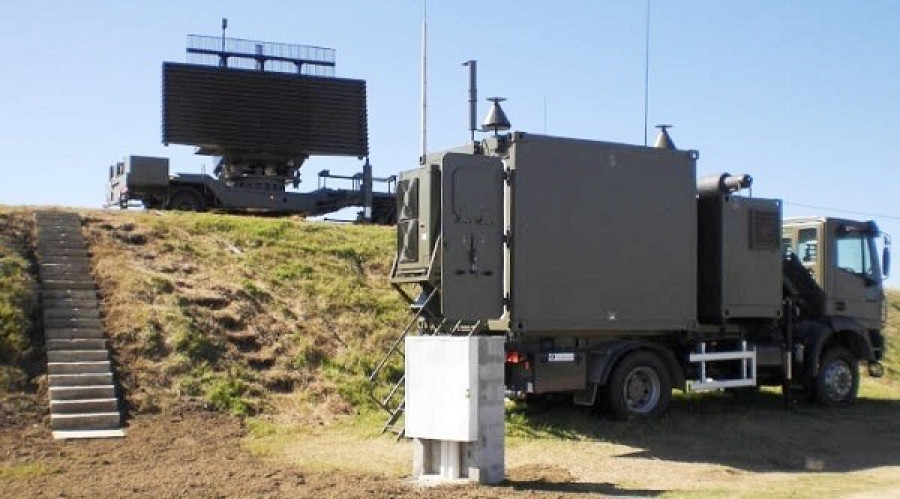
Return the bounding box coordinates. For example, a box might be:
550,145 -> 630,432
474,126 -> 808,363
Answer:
34,212 -> 124,440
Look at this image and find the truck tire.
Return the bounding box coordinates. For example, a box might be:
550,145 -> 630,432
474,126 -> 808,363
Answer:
167,188 -> 206,212
606,350 -> 672,420
814,346 -> 858,406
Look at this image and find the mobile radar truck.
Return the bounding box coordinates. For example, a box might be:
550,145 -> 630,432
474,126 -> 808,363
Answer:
387,108 -> 890,420
106,34 -> 396,224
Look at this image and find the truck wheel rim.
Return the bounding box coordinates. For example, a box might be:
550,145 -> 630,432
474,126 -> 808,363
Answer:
623,366 -> 661,414
823,360 -> 853,401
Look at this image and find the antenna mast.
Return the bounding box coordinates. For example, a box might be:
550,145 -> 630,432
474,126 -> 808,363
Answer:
420,1 -> 428,157
643,0 -> 650,146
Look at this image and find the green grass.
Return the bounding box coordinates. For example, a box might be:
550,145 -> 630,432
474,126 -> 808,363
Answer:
81,210 -> 408,419
0,462 -> 57,480
0,210 -> 36,393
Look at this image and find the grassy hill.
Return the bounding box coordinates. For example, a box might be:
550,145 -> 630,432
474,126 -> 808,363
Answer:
83,210 -> 411,421
2,206 -> 899,424
0,209 -> 38,392
1,208 -> 410,424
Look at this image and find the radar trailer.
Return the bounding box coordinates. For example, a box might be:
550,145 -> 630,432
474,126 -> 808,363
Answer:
107,34 -> 396,223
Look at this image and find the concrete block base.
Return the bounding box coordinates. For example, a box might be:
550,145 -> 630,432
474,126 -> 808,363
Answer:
407,336 -> 505,485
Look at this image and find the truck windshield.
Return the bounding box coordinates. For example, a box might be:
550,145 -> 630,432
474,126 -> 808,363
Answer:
836,232 -> 878,278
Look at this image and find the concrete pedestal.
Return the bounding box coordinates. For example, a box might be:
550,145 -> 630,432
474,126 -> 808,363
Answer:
405,336 -> 505,485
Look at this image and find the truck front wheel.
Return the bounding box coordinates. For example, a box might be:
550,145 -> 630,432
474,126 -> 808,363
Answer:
167,188 -> 206,212
815,346 -> 858,406
606,350 -> 672,420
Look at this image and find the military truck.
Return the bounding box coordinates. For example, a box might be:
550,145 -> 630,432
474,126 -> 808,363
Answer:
388,125 -> 890,419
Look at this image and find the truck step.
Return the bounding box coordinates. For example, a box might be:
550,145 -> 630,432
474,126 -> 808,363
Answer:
50,412 -> 121,430
50,398 -> 119,414
49,385 -> 115,400
48,361 -> 112,375
49,373 -> 113,387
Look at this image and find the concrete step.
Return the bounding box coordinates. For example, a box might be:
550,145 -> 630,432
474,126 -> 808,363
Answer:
43,299 -> 100,310
39,255 -> 91,263
45,317 -> 102,329
35,225 -> 83,232
50,412 -> 121,430
37,249 -> 90,258
39,264 -> 91,272
35,223 -> 82,230
50,398 -> 119,414
52,429 -> 125,440
48,361 -> 112,375
47,338 -> 107,350
37,243 -> 88,253
42,289 -> 98,300
43,308 -> 100,319
39,263 -> 92,273
45,328 -> 104,339
40,271 -> 94,282
39,261 -> 93,271
36,234 -> 86,244
36,224 -> 82,230
42,280 -> 96,291
49,384 -> 115,400
40,262 -> 92,271
47,349 -> 108,362
49,373 -> 113,387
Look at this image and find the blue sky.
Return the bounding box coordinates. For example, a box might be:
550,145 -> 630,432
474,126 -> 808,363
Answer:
2,1 -> 899,284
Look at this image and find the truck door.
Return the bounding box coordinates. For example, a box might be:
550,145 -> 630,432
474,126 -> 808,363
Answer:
439,153 -> 505,321
828,221 -> 883,328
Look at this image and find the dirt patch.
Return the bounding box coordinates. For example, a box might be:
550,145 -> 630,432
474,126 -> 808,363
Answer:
0,407 -> 597,499
0,406 -> 414,498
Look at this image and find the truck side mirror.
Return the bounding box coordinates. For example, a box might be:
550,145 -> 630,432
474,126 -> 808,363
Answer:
883,245 -> 891,278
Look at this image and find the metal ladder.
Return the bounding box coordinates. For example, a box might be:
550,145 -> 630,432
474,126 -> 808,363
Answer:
367,288 -> 438,436
687,341 -> 757,391
367,288 -> 483,436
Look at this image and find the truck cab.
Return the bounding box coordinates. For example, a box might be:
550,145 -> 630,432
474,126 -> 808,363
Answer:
782,217 -> 889,333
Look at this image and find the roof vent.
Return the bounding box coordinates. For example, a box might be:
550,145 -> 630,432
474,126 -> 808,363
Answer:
654,124 -> 676,150
481,97 -> 511,136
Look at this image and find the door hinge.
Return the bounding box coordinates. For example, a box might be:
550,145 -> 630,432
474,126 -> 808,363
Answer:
502,168 -> 513,185
503,293 -> 511,308
502,229 -> 512,246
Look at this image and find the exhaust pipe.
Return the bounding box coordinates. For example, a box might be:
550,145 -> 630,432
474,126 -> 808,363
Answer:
463,60 -> 477,142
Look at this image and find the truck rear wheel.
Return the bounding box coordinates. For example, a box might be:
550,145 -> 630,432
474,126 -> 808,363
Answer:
167,188 -> 206,211
815,346 -> 858,406
606,350 -> 672,420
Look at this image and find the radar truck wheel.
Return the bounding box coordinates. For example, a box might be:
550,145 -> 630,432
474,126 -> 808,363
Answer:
167,188 -> 206,212
606,350 -> 672,420
815,346 -> 858,406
